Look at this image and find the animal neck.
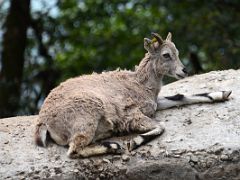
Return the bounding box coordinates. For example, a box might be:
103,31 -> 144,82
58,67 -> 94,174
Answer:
135,53 -> 163,97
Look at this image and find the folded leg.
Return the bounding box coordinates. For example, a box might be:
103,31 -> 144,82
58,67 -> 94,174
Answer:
68,141 -> 124,158
128,114 -> 164,151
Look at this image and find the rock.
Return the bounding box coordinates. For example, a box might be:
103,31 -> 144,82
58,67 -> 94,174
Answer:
103,158 -> 111,164
73,169 -> 79,173
172,154 -> 181,158
54,167 -> 62,174
99,173 -> 105,178
190,155 -> 199,163
183,118 -> 192,125
130,151 -> 137,156
113,155 -> 121,161
220,154 -> 231,161
0,70 -> 240,179
213,147 -> 224,155
201,162 -> 207,168
122,154 -> 130,161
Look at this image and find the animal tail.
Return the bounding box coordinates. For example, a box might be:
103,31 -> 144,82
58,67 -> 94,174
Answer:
34,122 -> 48,147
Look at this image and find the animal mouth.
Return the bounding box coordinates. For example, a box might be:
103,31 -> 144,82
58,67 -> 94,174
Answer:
176,74 -> 185,79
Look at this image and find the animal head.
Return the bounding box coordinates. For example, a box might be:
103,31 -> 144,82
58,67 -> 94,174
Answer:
144,32 -> 187,79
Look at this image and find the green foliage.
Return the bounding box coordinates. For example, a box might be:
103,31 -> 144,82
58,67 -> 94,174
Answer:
45,0 -> 240,82
1,0 -> 240,115
53,0 -> 171,81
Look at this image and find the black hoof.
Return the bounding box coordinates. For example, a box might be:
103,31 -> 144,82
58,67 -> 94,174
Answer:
102,141 -> 124,154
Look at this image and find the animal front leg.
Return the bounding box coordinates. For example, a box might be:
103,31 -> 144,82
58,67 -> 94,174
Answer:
128,124 -> 164,151
128,116 -> 164,151
157,90 -> 232,110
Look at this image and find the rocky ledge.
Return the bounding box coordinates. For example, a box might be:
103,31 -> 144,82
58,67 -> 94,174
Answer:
0,69 -> 240,180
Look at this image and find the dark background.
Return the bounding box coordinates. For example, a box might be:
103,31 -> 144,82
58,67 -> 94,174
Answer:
0,0 -> 239,117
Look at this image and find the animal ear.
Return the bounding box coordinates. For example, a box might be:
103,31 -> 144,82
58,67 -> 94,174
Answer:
144,38 -> 155,53
166,32 -> 172,42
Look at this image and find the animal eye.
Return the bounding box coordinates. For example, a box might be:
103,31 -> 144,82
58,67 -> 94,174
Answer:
163,53 -> 170,58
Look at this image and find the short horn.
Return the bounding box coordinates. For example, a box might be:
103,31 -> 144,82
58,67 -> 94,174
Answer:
151,32 -> 163,45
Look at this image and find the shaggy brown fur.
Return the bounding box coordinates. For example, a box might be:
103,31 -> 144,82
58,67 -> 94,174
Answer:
35,32 -> 188,158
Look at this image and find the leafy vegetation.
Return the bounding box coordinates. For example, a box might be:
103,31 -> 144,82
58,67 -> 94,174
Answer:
0,0 -> 239,117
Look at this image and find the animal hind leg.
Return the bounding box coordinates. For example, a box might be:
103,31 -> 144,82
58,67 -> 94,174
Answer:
68,140 -> 124,158
157,90 -> 232,110
67,114 -> 124,158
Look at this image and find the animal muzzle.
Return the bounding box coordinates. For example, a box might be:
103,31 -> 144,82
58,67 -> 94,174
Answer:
176,67 -> 188,79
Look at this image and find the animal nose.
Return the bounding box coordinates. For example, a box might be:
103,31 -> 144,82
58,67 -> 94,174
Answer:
182,68 -> 188,75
